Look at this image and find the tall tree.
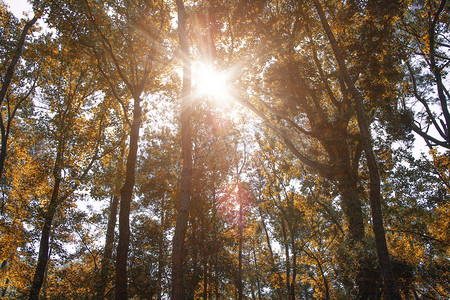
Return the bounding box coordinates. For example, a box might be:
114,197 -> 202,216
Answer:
40,0 -> 170,297
311,0 -> 401,297
95,142 -> 124,299
172,0 -> 193,298
400,0 -> 450,149
28,40 -> 111,299
225,0 -> 405,297
0,3 -> 38,108
0,4 -> 39,179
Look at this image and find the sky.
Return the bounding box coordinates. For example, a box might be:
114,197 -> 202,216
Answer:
3,0 -> 33,18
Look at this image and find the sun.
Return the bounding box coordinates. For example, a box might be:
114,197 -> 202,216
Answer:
193,63 -> 232,105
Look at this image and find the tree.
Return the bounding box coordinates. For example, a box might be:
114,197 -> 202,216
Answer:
310,0 -> 401,297
223,0 -> 405,296
400,0 -> 450,149
0,2 -> 38,108
172,0 -> 194,298
40,0 -> 171,297
0,3 -> 39,180
23,38 -> 114,298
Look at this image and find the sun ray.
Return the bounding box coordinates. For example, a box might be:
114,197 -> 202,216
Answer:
193,63 -> 232,106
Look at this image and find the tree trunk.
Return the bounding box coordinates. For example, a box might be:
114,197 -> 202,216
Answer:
95,195 -> 119,299
29,137 -> 64,300
0,15 -> 38,108
281,219 -> 291,298
203,259 -> 208,300
157,195 -> 166,300
96,143 -> 124,299
258,207 -> 283,300
1,260 -> 9,298
172,0 -> 193,299
311,0 -> 401,298
252,245 -> 262,300
29,178 -> 61,300
290,228 -> 297,300
237,199 -> 243,300
115,101 -> 142,300
0,117 -> 8,181
337,173 -> 365,241
1,278 -> 8,297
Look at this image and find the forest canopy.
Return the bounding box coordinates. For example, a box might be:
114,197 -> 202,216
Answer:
0,0 -> 449,299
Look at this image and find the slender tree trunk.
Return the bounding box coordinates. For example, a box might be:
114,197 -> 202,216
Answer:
0,15 -> 38,108
115,101 -> 142,300
1,260 -> 9,298
0,119 -> 8,181
188,221 -> 201,298
29,138 -> 64,300
306,249 -> 330,300
1,278 -> 9,297
95,195 -> 119,299
252,245 -> 262,300
311,1 -> 401,298
157,195 -> 166,300
96,144 -> 124,299
258,207 -> 283,300
237,199 -> 243,300
29,178 -> 61,300
318,258 -> 330,300
41,247 -> 52,299
215,262 -> 220,300
172,0 -> 193,298
281,219 -> 291,298
290,229 -> 297,300
203,260 -> 208,300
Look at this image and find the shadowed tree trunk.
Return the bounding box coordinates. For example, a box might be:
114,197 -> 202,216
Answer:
95,194 -> 119,299
172,0 -> 193,298
0,15 -> 38,180
237,192 -> 243,300
96,142 -> 124,299
157,195 -> 167,300
115,101 -> 142,300
281,219 -> 291,298
312,0 -> 401,298
29,140 -> 64,300
257,206 -> 283,300
290,227 -> 297,300
0,15 -> 38,108
252,243 -> 262,300
0,260 -> 8,296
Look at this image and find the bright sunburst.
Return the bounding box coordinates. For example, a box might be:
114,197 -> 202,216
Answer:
194,63 -> 232,105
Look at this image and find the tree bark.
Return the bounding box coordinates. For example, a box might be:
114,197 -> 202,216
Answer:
0,120 -> 8,181
96,143 -> 124,299
311,0 -> 401,298
281,219 -> 291,298
290,228 -> 297,300
337,173 -> 365,241
172,0 -> 193,298
115,102 -> 142,300
1,278 -> 9,297
203,259 -> 208,300
0,15 -> 38,108
157,195 -> 166,300
251,245 -> 262,300
237,198 -> 243,300
258,207 -> 283,300
29,155 -> 62,300
95,195 -> 119,299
